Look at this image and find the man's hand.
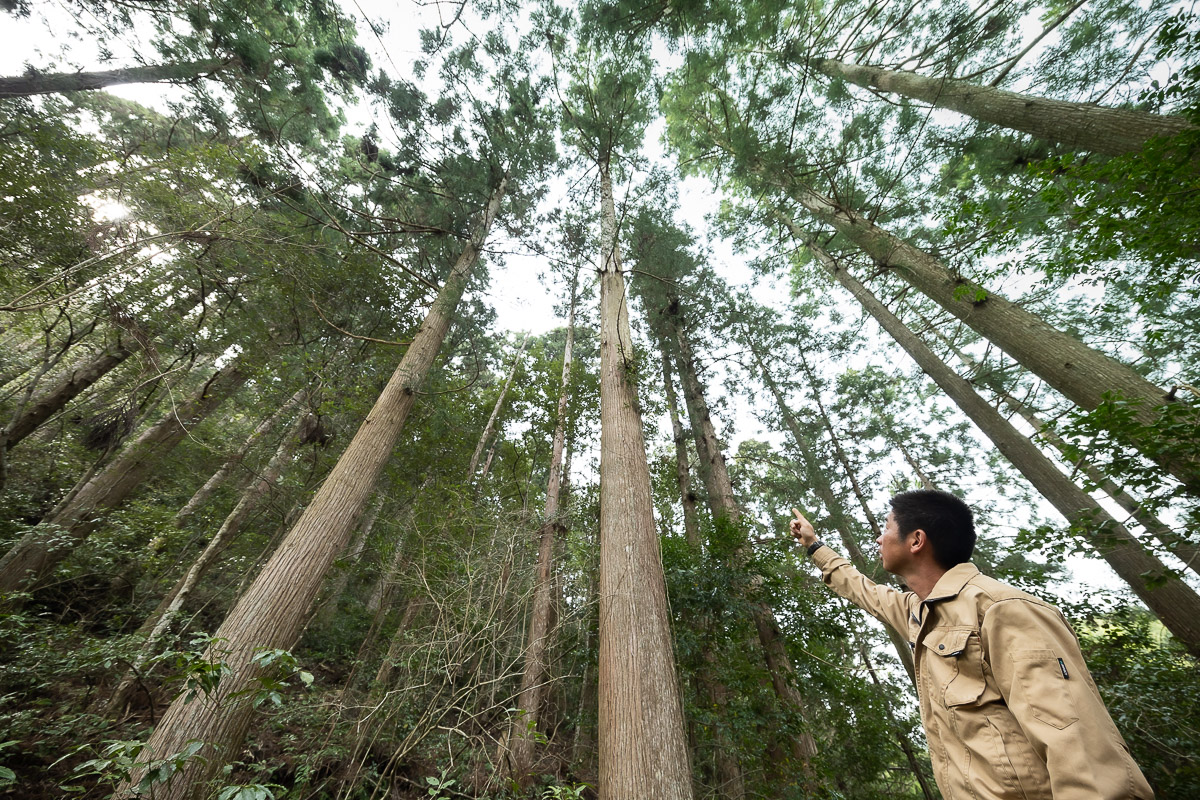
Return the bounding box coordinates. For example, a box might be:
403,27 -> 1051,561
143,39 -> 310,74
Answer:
790,507 -> 817,548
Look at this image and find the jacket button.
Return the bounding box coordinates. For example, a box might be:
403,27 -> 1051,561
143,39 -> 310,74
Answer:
938,644 -> 945,650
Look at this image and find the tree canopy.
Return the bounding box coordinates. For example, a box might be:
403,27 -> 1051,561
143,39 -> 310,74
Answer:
1,1 -> 1198,798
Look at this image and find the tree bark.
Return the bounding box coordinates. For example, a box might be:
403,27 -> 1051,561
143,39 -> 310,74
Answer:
0,361 -> 246,593
791,351 -> 886,543
670,307 -> 738,523
660,345 -> 701,547
502,273 -> 577,787
782,196 -> 1200,494
858,641 -> 938,800
0,59 -> 231,99
2,340 -> 133,451
173,388 -> 306,527
754,359 -> 918,684
808,240 -> 1200,656
468,333 -> 530,482
813,58 -> 1195,156
120,176 -> 508,800
595,162 -> 693,800
670,314 -> 822,777
927,323 -> 1200,577
105,406 -> 310,716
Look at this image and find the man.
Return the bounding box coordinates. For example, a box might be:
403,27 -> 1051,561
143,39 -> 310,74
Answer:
790,489 -> 1153,800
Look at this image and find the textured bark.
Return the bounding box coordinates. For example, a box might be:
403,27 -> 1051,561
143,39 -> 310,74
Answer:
502,275 -> 577,787
106,408 -> 309,716
174,389 -> 306,527
2,340 -> 133,450
0,362 -> 246,593
595,163 -> 693,800
755,360 -> 917,684
858,642 -> 937,800
784,196 -> 1200,493
468,333 -> 529,482
929,326 -> 1200,577
673,319 -> 823,779
318,493 -> 379,617
810,241 -> 1200,656
791,352 -> 886,543
660,347 -> 701,547
373,595 -> 425,688
814,58 -> 1195,156
121,177 -> 507,800
0,59 -> 230,98
671,313 -> 739,524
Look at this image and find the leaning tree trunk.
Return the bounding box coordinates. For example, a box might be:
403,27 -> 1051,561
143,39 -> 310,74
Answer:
670,312 -> 820,773
468,333 -> 529,483
0,360 -> 246,594
780,197 -> 1200,494
120,176 -> 508,800
651,322 -> 744,798
813,58 -> 1195,156
174,388 -> 306,527
808,239 -> 1200,656
595,161 -> 693,800
670,307 -> 738,521
502,273 -> 577,788
0,59 -> 231,99
926,322 -> 1200,576
660,344 -> 701,547
858,641 -> 938,800
105,406 -> 310,717
1,339 -> 133,451
753,356 -> 917,684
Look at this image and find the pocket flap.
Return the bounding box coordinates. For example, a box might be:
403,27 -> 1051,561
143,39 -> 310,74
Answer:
921,627 -> 972,657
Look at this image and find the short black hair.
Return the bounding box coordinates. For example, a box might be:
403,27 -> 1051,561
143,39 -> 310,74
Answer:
889,490 -> 976,569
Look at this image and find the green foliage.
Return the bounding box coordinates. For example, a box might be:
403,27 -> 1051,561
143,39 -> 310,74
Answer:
1079,607 -> 1200,796
67,738 -> 206,796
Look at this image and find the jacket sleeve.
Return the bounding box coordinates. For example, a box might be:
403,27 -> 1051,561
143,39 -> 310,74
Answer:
810,545 -> 913,638
981,598 -> 1154,800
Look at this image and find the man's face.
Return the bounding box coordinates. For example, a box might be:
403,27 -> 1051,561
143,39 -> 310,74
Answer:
877,511 -> 910,574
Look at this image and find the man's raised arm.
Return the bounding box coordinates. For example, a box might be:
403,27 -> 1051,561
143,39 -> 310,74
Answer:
790,508 -> 913,637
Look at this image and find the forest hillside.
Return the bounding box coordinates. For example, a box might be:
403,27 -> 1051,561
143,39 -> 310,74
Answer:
1,0 -> 1198,798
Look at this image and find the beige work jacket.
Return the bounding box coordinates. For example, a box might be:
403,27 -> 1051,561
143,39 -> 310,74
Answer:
811,546 -> 1153,800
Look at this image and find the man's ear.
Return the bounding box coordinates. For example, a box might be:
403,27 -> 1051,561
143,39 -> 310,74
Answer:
909,528 -> 928,554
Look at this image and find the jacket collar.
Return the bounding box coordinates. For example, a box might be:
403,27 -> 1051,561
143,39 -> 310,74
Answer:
922,562 -> 980,605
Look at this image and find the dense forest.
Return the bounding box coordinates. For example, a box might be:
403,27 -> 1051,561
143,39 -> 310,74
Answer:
1,0 -> 1198,797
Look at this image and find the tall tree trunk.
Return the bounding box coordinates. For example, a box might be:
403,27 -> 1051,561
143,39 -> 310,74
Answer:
2,339 -> 133,451
502,273 -> 577,787
0,314 -> 101,392
0,361 -> 246,593
669,313 -> 820,775
669,307 -> 738,523
813,58 -> 1194,156
121,177 -> 508,800
660,345 -> 701,547
807,240 -> 1200,656
791,351 -> 886,542
595,162 -> 693,800
0,59 -> 231,99
927,323 -> 1200,576
468,333 -> 530,482
754,358 -> 918,684
105,406 -> 310,717
316,493 -> 379,620
779,199 -> 1200,494
174,388 -> 306,527
857,641 -> 938,800
372,595 -> 425,688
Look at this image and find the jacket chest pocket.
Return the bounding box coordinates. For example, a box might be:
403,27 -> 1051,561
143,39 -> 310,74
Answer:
921,627 -> 987,707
